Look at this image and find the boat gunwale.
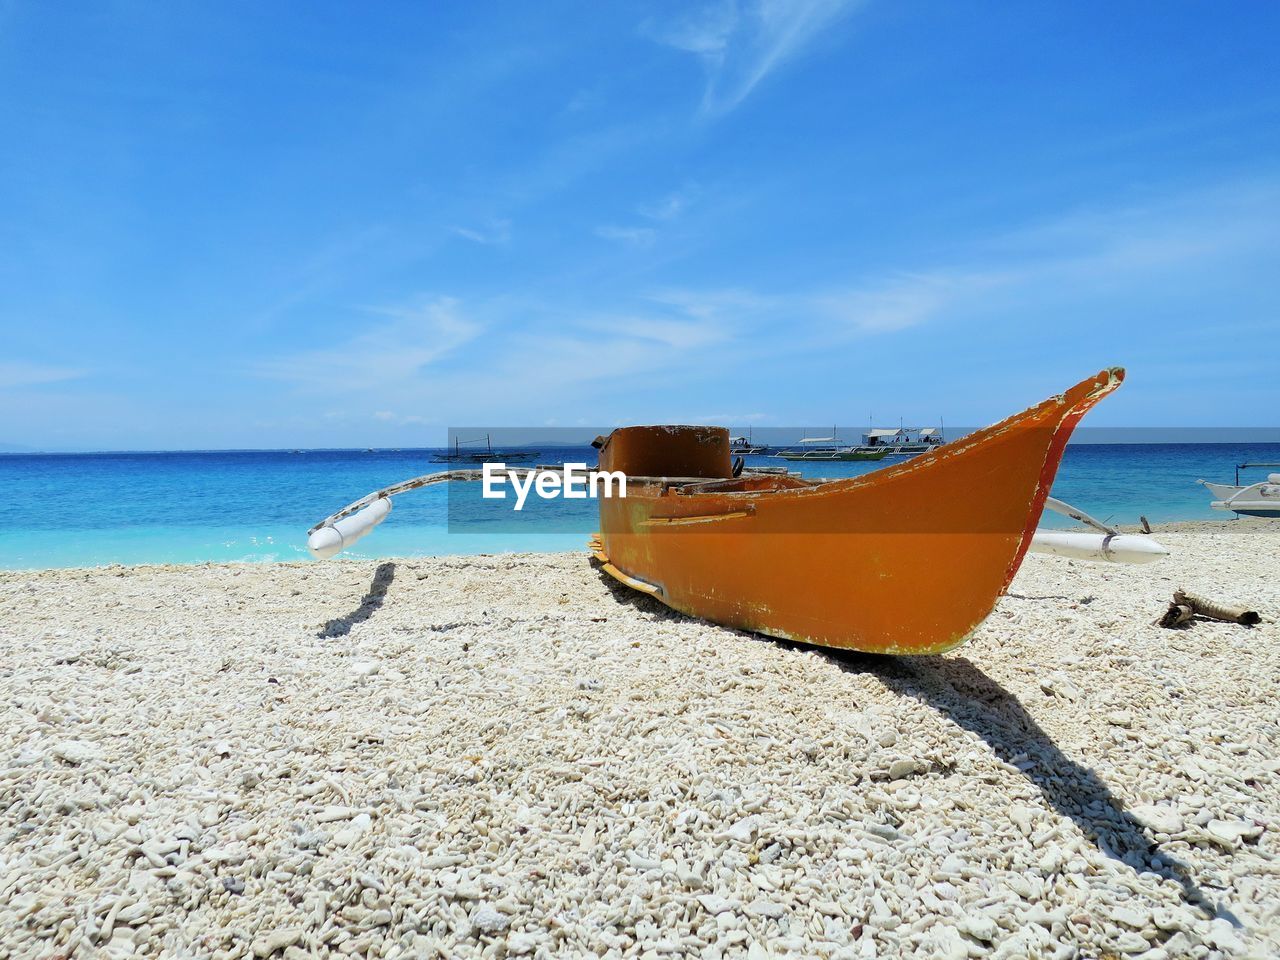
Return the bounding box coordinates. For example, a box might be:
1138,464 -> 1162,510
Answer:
613,368 -> 1124,509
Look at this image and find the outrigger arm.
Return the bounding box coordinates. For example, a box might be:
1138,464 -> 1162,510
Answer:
306,466 -> 726,559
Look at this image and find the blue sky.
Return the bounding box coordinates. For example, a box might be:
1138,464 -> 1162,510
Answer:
1,1 -> 1278,450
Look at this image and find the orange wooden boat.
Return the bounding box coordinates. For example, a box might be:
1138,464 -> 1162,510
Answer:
590,368 -> 1124,655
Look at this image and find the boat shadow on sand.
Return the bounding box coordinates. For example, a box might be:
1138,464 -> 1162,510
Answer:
318,561 -> 396,638
823,650 -> 1233,922
590,564 -> 1231,922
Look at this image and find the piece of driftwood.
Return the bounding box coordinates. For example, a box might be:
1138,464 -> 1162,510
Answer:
1139,515 -> 1152,534
1157,603 -> 1195,629
1173,589 -> 1261,626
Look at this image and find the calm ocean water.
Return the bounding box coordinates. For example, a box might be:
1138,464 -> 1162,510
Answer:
1,444 -> 1276,570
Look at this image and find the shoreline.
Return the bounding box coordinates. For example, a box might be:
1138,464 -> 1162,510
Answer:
2,526 -> 1276,957
0,516 -> 1272,576
1117,516 -> 1278,533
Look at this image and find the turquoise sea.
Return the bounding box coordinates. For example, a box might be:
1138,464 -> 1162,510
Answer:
1,444 -> 1276,570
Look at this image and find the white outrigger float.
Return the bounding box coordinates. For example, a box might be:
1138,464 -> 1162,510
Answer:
1201,462 -> 1280,518
1029,497 -> 1168,564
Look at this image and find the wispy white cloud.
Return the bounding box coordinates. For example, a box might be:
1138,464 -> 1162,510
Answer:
642,279 -> 956,341
652,0 -> 739,58
813,271 -> 1008,334
577,314 -> 729,351
371,410 -> 433,426
0,362 -> 85,388
451,219 -> 512,245
686,411 -> 772,424
254,291 -> 737,423
592,186 -> 700,251
254,178 -> 1280,432
637,185 -> 699,221
649,0 -> 861,115
629,316 -> 727,349
988,178 -> 1280,276
644,287 -> 771,320
255,296 -> 480,391
771,179 -> 1280,342
595,224 -> 657,245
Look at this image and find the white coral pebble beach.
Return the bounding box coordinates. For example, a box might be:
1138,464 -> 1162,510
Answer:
1,523 -> 1277,958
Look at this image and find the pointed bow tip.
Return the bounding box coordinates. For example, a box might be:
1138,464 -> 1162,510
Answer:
1081,366 -> 1125,400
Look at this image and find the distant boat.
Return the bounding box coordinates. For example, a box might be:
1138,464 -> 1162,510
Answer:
1201,463 -> 1280,518
432,435 -> 539,464
775,437 -> 889,461
861,426 -> 945,456
729,431 -> 770,455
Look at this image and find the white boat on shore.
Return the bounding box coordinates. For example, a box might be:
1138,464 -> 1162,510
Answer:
1201,463 -> 1280,518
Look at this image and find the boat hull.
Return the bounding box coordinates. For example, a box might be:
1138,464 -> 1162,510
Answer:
593,369 -> 1123,655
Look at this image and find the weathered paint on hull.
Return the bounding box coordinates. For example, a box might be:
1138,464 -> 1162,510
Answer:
593,369 -> 1123,655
